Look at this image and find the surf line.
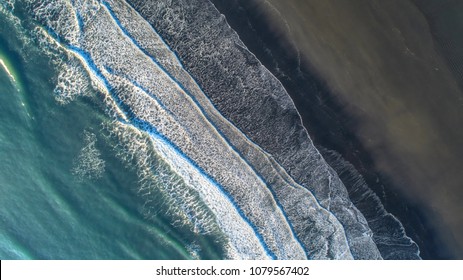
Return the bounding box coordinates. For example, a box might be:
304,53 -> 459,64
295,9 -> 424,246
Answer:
38,24 -> 276,259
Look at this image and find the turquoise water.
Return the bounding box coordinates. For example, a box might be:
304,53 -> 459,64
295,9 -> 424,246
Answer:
0,6 -> 224,260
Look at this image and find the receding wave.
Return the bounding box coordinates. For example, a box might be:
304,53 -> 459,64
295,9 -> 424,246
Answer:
5,0 -> 421,259
320,148 -> 421,259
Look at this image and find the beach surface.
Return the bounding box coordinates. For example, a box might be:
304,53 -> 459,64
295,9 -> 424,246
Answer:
211,0 -> 463,258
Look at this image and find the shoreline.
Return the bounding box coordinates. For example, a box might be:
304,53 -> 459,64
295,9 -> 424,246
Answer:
210,0 -> 453,259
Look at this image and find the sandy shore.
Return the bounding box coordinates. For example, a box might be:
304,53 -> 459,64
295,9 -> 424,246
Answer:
211,0 -> 463,258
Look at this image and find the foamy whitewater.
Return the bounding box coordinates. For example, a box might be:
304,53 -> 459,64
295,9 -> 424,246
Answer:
0,0 -> 420,259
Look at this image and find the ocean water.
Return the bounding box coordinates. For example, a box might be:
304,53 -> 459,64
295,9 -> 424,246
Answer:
0,0 -> 424,260
0,2 -> 225,260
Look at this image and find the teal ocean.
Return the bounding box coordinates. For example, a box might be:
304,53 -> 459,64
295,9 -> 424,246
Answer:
0,4 -> 224,260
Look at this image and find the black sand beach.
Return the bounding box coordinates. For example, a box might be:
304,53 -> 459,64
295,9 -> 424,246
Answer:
211,0 -> 463,259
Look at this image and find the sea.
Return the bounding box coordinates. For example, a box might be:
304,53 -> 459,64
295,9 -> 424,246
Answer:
2,0 -> 460,260
0,1 -> 225,259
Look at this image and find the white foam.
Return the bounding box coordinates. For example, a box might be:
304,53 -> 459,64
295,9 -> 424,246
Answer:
107,121 -> 271,259
71,131 -> 105,180
54,59 -> 92,104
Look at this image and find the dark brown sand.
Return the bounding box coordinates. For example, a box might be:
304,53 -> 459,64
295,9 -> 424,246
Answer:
249,0 -> 463,258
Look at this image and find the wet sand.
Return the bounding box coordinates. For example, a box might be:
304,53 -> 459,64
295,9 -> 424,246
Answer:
211,0 -> 463,258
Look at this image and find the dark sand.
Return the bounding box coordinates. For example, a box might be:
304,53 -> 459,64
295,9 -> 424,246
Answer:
211,0 -> 463,258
